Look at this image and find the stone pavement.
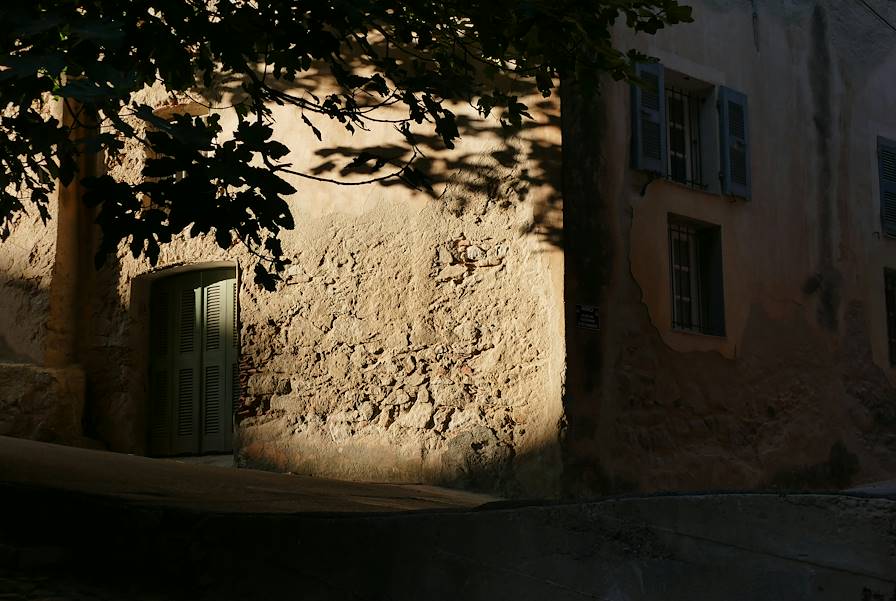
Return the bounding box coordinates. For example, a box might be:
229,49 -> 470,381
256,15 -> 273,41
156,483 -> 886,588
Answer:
1,436 -> 895,600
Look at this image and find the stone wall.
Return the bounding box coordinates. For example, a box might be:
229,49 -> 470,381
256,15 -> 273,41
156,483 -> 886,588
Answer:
0,210 -> 56,364
235,185 -> 562,494
0,98 -> 58,365
563,0 -> 896,494
0,99 -> 93,449
88,83 -> 564,496
0,363 -> 85,444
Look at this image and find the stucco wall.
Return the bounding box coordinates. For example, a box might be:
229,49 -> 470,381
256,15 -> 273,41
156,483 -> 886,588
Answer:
0,210 -> 56,364
0,100 -> 94,449
0,363 -> 85,444
563,0 -> 896,493
89,81 -> 564,496
0,99 -> 59,365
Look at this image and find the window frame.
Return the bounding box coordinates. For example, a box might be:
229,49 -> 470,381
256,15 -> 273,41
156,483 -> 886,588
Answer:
667,215 -> 726,337
631,63 -> 750,200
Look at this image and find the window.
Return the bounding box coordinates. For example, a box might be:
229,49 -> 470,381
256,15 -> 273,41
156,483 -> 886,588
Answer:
668,216 -> 725,336
632,63 -> 751,199
885,269 -> 896,366
878,137 -> 896,237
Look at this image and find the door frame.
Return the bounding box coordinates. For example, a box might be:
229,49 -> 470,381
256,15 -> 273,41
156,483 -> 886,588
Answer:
130,261 -> 240,457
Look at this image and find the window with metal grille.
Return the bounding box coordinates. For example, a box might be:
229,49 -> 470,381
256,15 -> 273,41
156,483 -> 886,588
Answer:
632,64 -> 749,198
666,88 -> 704,188
885,269 -> 896,366
669,216 -> 725,336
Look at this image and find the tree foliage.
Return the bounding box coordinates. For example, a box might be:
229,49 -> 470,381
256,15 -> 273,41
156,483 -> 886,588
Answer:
0,0 -> 691,289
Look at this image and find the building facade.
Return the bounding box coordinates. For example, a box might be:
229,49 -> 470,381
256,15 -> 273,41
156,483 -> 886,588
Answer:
1,71 -> 567,497
2,0 -> 895,497
563,0 -> 896,493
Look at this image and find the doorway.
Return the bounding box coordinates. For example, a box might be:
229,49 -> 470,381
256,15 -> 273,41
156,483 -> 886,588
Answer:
148,267 -> 238,456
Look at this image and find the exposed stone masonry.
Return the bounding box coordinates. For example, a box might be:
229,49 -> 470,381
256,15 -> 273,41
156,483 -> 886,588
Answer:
61,83 -> 566,496
234,195 -> 560,493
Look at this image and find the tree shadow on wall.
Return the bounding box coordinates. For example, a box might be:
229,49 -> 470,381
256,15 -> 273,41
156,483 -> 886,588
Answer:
219,63 -> 566,498
308,104 -> 562,244
222,60 -> 564,251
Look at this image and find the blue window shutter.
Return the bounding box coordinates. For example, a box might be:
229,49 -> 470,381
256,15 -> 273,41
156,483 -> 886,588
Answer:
878,137 -> 896,237
719,87 -> 751,199
631,62 -> 667,175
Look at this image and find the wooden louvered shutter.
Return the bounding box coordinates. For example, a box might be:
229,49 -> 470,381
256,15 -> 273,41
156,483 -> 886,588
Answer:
148,268 -> 237,456
199,269 -> 236,453
878,137 -> 896,237
719,87 -> 751,199
171,272 -> 202,454
148,283 -> 173,456
631,62 -> 667,175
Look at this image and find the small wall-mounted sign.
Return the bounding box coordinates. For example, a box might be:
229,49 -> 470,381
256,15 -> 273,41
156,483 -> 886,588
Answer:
575,304 -> 600,332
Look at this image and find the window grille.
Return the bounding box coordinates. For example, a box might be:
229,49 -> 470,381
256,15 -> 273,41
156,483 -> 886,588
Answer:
668,217 -> 725,336
666,88 -> 704,188
669,222 -> 703,331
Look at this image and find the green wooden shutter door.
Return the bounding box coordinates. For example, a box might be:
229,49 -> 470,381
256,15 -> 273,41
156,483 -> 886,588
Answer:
171,272 -> 203,454
631,62 -> 667,175
199,269 -> 236,453
148,285 -> 173,455
719,86 -> 751,199
148,268 -> 236,456
879,138 -> 896,237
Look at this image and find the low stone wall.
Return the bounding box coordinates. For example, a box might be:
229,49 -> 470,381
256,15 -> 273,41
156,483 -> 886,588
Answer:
0,363 -> 85,445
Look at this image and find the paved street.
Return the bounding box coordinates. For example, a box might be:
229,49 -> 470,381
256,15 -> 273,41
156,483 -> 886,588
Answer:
0,570 -> 168,601
0,436 -> 495,513
1,436 -> 894,600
